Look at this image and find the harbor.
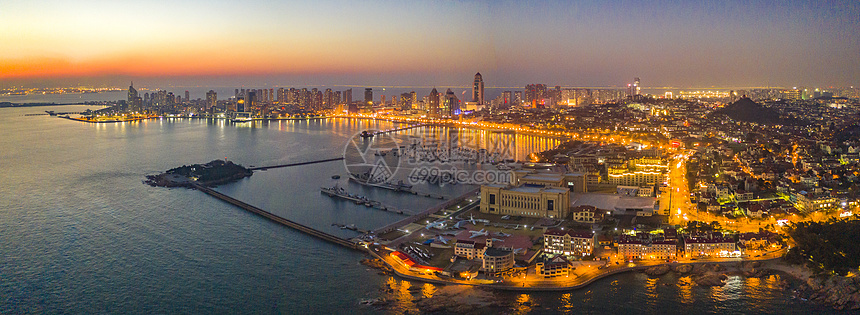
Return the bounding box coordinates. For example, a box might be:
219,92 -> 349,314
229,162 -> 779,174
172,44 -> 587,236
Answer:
320,185 -> 409,215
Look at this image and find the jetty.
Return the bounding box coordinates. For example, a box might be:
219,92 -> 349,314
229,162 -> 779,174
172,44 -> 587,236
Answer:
248,157 -> 343,171
372,123 -> 426,135
193,183 -> 363,250
320,185 -> 409,215
348,177 -> 445,199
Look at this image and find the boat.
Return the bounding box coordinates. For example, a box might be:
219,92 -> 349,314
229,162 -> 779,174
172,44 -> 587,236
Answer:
331,175 -> 341,179
360,130 -> 374,138
231,117 -> 253,123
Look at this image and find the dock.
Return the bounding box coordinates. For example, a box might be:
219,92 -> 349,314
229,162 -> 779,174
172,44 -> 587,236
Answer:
348,177 -> 445,199
192,183 -> 363,251
320,186 -> 410,215
248,157 -> 344,171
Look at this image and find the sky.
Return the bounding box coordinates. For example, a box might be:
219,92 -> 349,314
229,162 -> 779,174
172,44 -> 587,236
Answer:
1,0 -> 858,89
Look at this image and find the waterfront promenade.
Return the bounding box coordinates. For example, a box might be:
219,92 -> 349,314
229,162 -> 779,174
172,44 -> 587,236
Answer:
368,245 -> 787,291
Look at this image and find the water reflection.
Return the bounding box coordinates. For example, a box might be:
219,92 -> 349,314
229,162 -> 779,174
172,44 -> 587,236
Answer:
678,276 -> 694,304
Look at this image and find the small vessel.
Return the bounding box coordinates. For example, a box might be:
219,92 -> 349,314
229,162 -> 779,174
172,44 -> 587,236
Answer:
360,130 -> 374,138
332,175 -> 341,179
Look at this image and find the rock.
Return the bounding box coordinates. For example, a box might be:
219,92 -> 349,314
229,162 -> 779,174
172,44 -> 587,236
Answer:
644,265 -> 671,276
674,264 -> 693,273
693,274 -> 727,287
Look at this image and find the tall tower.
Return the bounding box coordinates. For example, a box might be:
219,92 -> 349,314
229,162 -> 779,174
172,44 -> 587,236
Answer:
206,90 -> 217,109
444,88 -> 459,117
128,82 -> 137,103
428,88 -> 440,117
633,77 -> 641,96
364,88 -> 373,107
473,72 -> 484,105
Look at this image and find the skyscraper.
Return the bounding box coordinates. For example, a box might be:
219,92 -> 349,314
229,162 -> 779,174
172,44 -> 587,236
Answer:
185,90 -> 190,103
472,72 -> 484,105
444,88 -> 459,117
128,82 -> 137,103
206,90 -> 217,109
428,88 -> 440,117
344,88 -> 352,106
364,88 -> 373,107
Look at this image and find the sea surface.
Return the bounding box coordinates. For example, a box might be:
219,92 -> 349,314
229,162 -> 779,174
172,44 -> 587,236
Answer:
0,104 -> 837,314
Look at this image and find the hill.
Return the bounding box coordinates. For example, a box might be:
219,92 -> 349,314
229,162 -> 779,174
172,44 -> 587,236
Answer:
711,97 -> 794,125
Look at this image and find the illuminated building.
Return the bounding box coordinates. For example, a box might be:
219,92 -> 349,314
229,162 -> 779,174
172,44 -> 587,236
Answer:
344,88 -> 352,105
633,77 -> 640,96
536,256 -> 571,278
364,88 -> 373,107
684,237 -> 735,258
543,229 -> 594,256
206,90 -> 217,109
501,91 -> 511,108
127,82 -> 137,103
482,240 -> 514,274
618,237 -> 677,260
444,88 -> 459,117
236,95 -> 246,112
428,88 -> 440,117
480,184 -> 570,219
472,72 -> 484,105
453,240 -> 485,260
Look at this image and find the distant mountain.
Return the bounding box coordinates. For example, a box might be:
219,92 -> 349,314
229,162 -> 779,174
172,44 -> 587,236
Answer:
711,97 -> 795,125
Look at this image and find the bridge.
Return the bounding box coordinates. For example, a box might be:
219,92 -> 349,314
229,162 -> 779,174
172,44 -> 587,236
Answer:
372,123 -> 426,136
192,183 -> 363,251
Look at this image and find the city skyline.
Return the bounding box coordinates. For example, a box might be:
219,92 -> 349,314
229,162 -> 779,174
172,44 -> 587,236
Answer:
1,1 -> 858,89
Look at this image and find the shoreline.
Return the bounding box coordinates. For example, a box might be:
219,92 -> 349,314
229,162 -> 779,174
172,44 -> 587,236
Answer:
365,246 -> 788,292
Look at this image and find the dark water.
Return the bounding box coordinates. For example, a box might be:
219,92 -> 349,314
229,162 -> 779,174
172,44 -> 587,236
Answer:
0,105 -> 836,314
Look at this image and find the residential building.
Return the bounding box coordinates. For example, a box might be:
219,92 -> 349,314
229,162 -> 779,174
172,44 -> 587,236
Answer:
453,240 -> 485,260
543,229 -> 594,256
536,256 -> 571,278
684,237 -> 736,258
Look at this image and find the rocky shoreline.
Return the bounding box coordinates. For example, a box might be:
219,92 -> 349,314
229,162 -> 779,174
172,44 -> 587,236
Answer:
641,260 -> 860,310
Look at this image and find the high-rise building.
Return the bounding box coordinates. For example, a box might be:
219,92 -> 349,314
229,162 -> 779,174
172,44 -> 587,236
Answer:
473,72 -> 484,105
428,88 -> 440,117
400,92 -> 413,110
501,91 -> 512,108
634,77 -> 641,96
444,88 -> 459,117
277,88 -> 286,105
344,88 -> 352,106
364,88 -> 373,107
525,84 -> 547,107
206,90 -> 217,109
246,90 -> 257,112
236,95 -> 246,112
185,90 -> 190,102
128,82 -> 137,103
324,88 -> 333,108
